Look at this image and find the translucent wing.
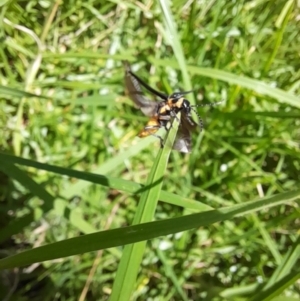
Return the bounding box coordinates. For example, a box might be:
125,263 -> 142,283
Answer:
124,61 -> 158,117
173,112 -> 198,153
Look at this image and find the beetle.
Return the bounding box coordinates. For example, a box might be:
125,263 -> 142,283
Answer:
124,62 -> 222,153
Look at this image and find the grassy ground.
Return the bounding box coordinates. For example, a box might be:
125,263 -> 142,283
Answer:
0,0 -> 299,300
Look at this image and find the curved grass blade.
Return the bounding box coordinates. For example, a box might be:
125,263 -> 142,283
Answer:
150,59 -> 300,108
0,152 -> 211,211
0,189 -> 298,270
187,65 -> 300,108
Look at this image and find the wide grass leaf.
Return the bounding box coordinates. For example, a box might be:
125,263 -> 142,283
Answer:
0,189 -> 298,270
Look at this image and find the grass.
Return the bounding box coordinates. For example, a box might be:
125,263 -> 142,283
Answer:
0,0 -> 299,300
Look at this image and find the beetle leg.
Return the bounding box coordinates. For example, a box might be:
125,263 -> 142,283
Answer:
151,134 -> 164,148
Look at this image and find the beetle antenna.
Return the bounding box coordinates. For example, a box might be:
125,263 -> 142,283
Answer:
192,100 -> 224,108
190,100 -> 223,131
191,107 -> 204,132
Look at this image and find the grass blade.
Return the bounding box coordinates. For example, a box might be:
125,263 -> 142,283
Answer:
150,59 -> 300,108
157,248 -> 189,301
250,270 -> 300,301
0,85 -> 50,99
0,189 -> 298,270
110,115 -> 180,301
159,0 -> 194,103
0,152 -> 212,211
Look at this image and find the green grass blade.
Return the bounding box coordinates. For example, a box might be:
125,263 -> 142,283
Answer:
110,115 -> 180,301
159,0 -> 194,102
157,248 -> 189,301
187,66 -> 300,109
250,270 -> 300,301
0,85 -> 50,99
220,283 -> 259,298
0,189 -> 298,270
0,152 -> 211,211
0,160 -> 54,212
274,236 -> 300,280
264,0 -> 294,72
0,211 -> 35,245
0,160 -> 99,241
261,236 -> 300,291
0,161 -> 54,243
251,214 -> 282,265
150,59 -> 300,108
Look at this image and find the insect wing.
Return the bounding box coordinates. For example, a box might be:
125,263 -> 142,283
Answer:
124,61 -> 158,117
173,112 -> 198,153
173,123 -> 191,153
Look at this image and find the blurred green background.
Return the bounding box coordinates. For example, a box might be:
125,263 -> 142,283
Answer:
0,0 -> 299,300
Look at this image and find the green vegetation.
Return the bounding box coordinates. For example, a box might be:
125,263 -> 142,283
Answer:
0,0 -> 299,300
